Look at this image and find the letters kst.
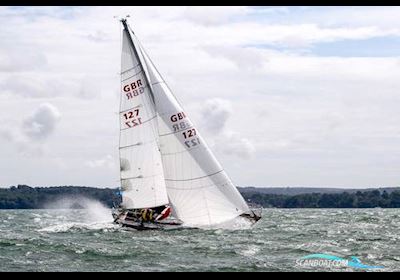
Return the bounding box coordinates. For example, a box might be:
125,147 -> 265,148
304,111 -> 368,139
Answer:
123,79 -> 144,99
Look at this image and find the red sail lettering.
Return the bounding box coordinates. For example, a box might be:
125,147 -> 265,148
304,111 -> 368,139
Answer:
123,85 -> 130,92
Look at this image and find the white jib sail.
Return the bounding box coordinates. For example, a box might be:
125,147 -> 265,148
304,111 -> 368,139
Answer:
132,34 -> 251,226
119,26 -> 169,209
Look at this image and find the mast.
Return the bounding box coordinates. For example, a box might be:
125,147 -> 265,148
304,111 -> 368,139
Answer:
118,17 -> 169,209
118,17 -> 260,225
121,18 -> 156,104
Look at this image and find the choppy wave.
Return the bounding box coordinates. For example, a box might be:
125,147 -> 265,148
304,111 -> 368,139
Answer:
38,222 -> 119,233
0,208 -> 399,271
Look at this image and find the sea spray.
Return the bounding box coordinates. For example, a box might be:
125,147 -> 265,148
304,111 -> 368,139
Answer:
43,196 -> 112,223
37,196 -> 116,233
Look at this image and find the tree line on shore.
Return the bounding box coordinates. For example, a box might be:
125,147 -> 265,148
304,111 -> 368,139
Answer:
1,185 -> 400,209
0,185 -> 121,209
242,189 -> 400,208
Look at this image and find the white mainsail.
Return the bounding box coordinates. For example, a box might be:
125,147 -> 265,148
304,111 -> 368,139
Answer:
129,30 -> 252,226
119,24 -> 169,209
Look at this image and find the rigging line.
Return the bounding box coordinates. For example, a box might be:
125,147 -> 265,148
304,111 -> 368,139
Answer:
166,178 -> 229,191
119,142 -> 143,149
165,170 -> 224,182
158,124 -> 195,137
134,37 -> 180,102
120,115 -> 157,131
167,184 -> 221,191
133,37 -> 164,153
135,35 -> 204,137
119,104 -> 142,114
126,23 -> 157,106
120,63 -> 141,75
121,174 -> 163,180
119,138 -> 157,149
121,69 -> 144,82
118,20 -> 123,187
161,142 -> 203,156
151,81 -> 164,87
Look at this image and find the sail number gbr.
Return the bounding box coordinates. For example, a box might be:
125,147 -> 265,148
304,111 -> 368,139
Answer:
170,112 -> 200,148
123,108 -> 142,128
123,79 -> 144,100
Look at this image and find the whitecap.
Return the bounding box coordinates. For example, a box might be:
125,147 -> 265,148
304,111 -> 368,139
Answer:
188,216 -> 254,231
239,245 -> 260,257
75,249 -> 86,254
38,221 -> 119,233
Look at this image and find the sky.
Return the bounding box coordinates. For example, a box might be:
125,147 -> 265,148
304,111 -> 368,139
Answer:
0,6 -> 400,189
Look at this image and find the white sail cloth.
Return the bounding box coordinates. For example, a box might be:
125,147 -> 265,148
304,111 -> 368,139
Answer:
132,34 -> 251,226
119,29 -> 169,209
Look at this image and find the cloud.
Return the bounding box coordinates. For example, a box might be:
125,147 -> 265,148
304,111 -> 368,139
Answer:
200,98 -> 233,133
0,127 -> 13,142
0,74 -> 104,99
1,6 -> 400,188
202,45 -> 265,71
0,48 -> 47,72
199,98 -> 256,159
215,131 -> 256,160
182,6 -> 248,26
84,155 -> 115,169
0,123 -> 44,157
0,75 -> 56,98
86,30 -> 111,43
22,103 -> 61,141
79,75 -> 102,99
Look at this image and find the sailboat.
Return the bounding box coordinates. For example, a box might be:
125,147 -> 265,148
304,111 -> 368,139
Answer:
112,18 -> 262,230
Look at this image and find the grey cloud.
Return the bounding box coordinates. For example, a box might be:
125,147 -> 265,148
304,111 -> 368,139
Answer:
200,98 -> 256,159
22,103 -> 61,141
200,98 -> 232,134
215,131 -> 256,160
0,124 -> 44,157
0,127 -> 13,142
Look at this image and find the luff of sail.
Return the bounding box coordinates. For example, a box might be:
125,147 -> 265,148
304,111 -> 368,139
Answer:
119,21 -> 169,209
131,32 -> 252,226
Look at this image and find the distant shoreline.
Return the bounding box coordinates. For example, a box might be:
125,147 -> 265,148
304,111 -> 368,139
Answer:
1,185 -> 400,209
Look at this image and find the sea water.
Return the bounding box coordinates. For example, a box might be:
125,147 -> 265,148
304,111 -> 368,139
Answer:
0,206 -> 399,271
